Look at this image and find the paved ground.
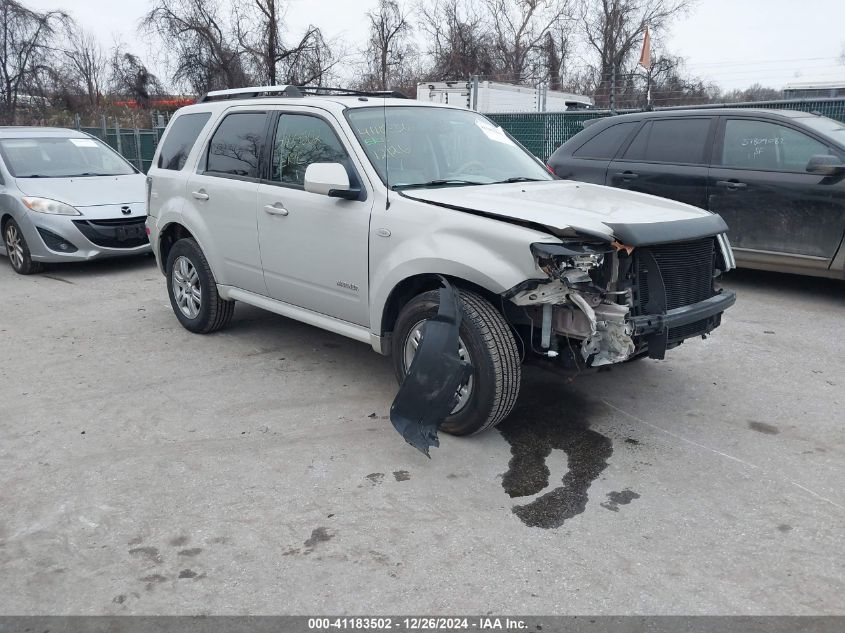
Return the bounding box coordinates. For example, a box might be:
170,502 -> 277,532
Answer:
0,255 -> 843,615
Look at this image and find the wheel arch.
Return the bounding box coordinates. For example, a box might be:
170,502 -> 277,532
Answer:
158,221 -> 196,270
378,272 -> 503,340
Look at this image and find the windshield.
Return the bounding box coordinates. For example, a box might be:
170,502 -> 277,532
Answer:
799,115 -> 845,147
346,106 -> 552,189
0,136 -> 136,178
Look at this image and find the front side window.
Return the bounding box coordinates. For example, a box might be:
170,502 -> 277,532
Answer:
346,106 -> 551,189
0,137 -> 135,178
206,112 -> 268,179
271,114 -> 349,186
624,118 -> 711,164
158,112 -> 211,170
721,119 -> 830,171
572,121 -> 638,159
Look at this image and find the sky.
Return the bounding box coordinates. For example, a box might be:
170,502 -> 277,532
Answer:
27,0 -> 845,93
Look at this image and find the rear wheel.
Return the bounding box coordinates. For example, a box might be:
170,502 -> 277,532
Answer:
166,238 -> 234,333
3,218 -> 43,275
391,289 -> 521,435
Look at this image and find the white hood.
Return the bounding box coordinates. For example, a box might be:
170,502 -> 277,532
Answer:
402,180 -> 714,240
15,174 -> 146,207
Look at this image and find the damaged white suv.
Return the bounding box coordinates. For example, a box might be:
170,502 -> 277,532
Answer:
146,86 -> 736,454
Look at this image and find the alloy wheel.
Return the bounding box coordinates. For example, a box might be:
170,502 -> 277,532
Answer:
403,318 -> 474,414
5,224 -> 25,270
172,255 -> 202,319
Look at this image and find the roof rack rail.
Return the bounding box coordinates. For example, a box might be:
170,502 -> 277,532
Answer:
295,86 -> 409,99
199,85 -> 303,103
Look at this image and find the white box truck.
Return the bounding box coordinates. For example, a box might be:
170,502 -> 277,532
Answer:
416,80 -> 593,113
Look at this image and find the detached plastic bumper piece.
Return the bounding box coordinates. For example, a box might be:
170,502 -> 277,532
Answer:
389,279 -> 473,457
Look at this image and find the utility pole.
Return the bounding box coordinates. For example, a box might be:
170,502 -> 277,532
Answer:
610,66 -> 616,113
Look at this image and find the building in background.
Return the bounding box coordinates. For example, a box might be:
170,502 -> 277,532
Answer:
783,80 -> 845,100
416,80 -> 593,113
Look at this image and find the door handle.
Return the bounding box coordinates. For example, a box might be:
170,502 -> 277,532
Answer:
716,180 -> 747,191
614,171 -> 639,180
264,203 -> 289,216
191,190 -> 209,201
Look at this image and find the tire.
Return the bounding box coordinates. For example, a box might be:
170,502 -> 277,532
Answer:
165,238 -> 234,333
3,218 -> 43,275
392,288 -> 521,436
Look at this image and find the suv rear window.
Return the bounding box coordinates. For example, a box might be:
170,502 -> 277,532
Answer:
572,122 -> 638,159
157,112 -> 211,170
206,112 -> 268,179
623,118 -> 711,164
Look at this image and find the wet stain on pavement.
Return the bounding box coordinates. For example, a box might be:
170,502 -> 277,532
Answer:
748,421 -> 780,435
128,546 -> 163,565
393,470 -> 410,482
178,548 -> 202,557
304,527 -> 334,550
178,569 -> 198,579
168,535 -> 189,547
498,382 -> 612,529
777,523 -> 793,533
365,472 -> 384,485
600,489 -> 641,512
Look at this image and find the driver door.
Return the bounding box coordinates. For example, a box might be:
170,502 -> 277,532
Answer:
708,117 -> 845,264
256,111 -> 373,326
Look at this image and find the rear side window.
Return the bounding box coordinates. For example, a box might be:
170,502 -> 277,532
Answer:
623,118 -> 711,164
206,112 -> 268,179
157,113 -> 211,170
572,122 -> 638,159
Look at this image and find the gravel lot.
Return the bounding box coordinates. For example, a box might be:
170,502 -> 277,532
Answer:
1,255 -> 843,615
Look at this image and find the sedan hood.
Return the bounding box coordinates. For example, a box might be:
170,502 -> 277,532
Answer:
402,180 -> 726,245
15,174 -> 146,207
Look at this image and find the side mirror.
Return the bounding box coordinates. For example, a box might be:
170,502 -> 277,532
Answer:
806,154 -> 845,176
304,163 -> 359,199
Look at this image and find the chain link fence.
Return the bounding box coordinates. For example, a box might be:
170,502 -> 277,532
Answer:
489,98 -> 845,161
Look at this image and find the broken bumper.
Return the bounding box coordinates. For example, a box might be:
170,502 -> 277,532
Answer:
629,290 -> 737,337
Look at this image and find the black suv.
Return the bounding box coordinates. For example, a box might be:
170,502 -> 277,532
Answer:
548,109 -> 845,279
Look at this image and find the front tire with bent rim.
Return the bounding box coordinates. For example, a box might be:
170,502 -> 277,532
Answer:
3,218 -> 43,275
166,238 -> 234,333
391,288 -> 521,436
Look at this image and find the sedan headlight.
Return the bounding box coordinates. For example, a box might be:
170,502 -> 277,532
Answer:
22,197 -> 81,216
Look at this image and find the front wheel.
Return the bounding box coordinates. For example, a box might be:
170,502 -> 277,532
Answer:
391,289 -> 522,435
3,219 -> 43,275
165,238 -> 234,333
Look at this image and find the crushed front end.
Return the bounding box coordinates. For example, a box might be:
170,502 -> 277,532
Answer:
504,229 -> 736,370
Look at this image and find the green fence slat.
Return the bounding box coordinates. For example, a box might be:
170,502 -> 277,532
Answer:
489,98 -> 845,160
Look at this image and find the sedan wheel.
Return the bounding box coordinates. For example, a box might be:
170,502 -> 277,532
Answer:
3,219 -> 43,275
5,223 -> 24,270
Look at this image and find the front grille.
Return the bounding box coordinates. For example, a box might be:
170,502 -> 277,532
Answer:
668,317 -> 716,341
72,217 -> 148,248
633,238 -> 715,314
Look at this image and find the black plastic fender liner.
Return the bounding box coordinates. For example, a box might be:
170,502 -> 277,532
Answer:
389,278 -> 473,457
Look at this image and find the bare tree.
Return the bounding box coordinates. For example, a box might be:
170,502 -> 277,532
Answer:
142,0 -> 249,94
59,24 -> 107,111
0,0 -> 67,124
581,0 -> 692,108
484,0 -> 575,85
363,0 -> 415,91
417,0 -> 496,79
109,43 -> 163,109
235,0 -> 339,86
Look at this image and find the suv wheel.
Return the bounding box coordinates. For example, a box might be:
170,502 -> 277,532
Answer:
392,289 -> 521,435
166,238 -> 234,333
3,219 -> 43,275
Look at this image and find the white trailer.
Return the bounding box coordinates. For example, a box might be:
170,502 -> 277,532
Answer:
415,80 -> 593,113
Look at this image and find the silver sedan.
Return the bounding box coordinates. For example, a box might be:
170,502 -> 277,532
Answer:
0,127 -> 150,274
